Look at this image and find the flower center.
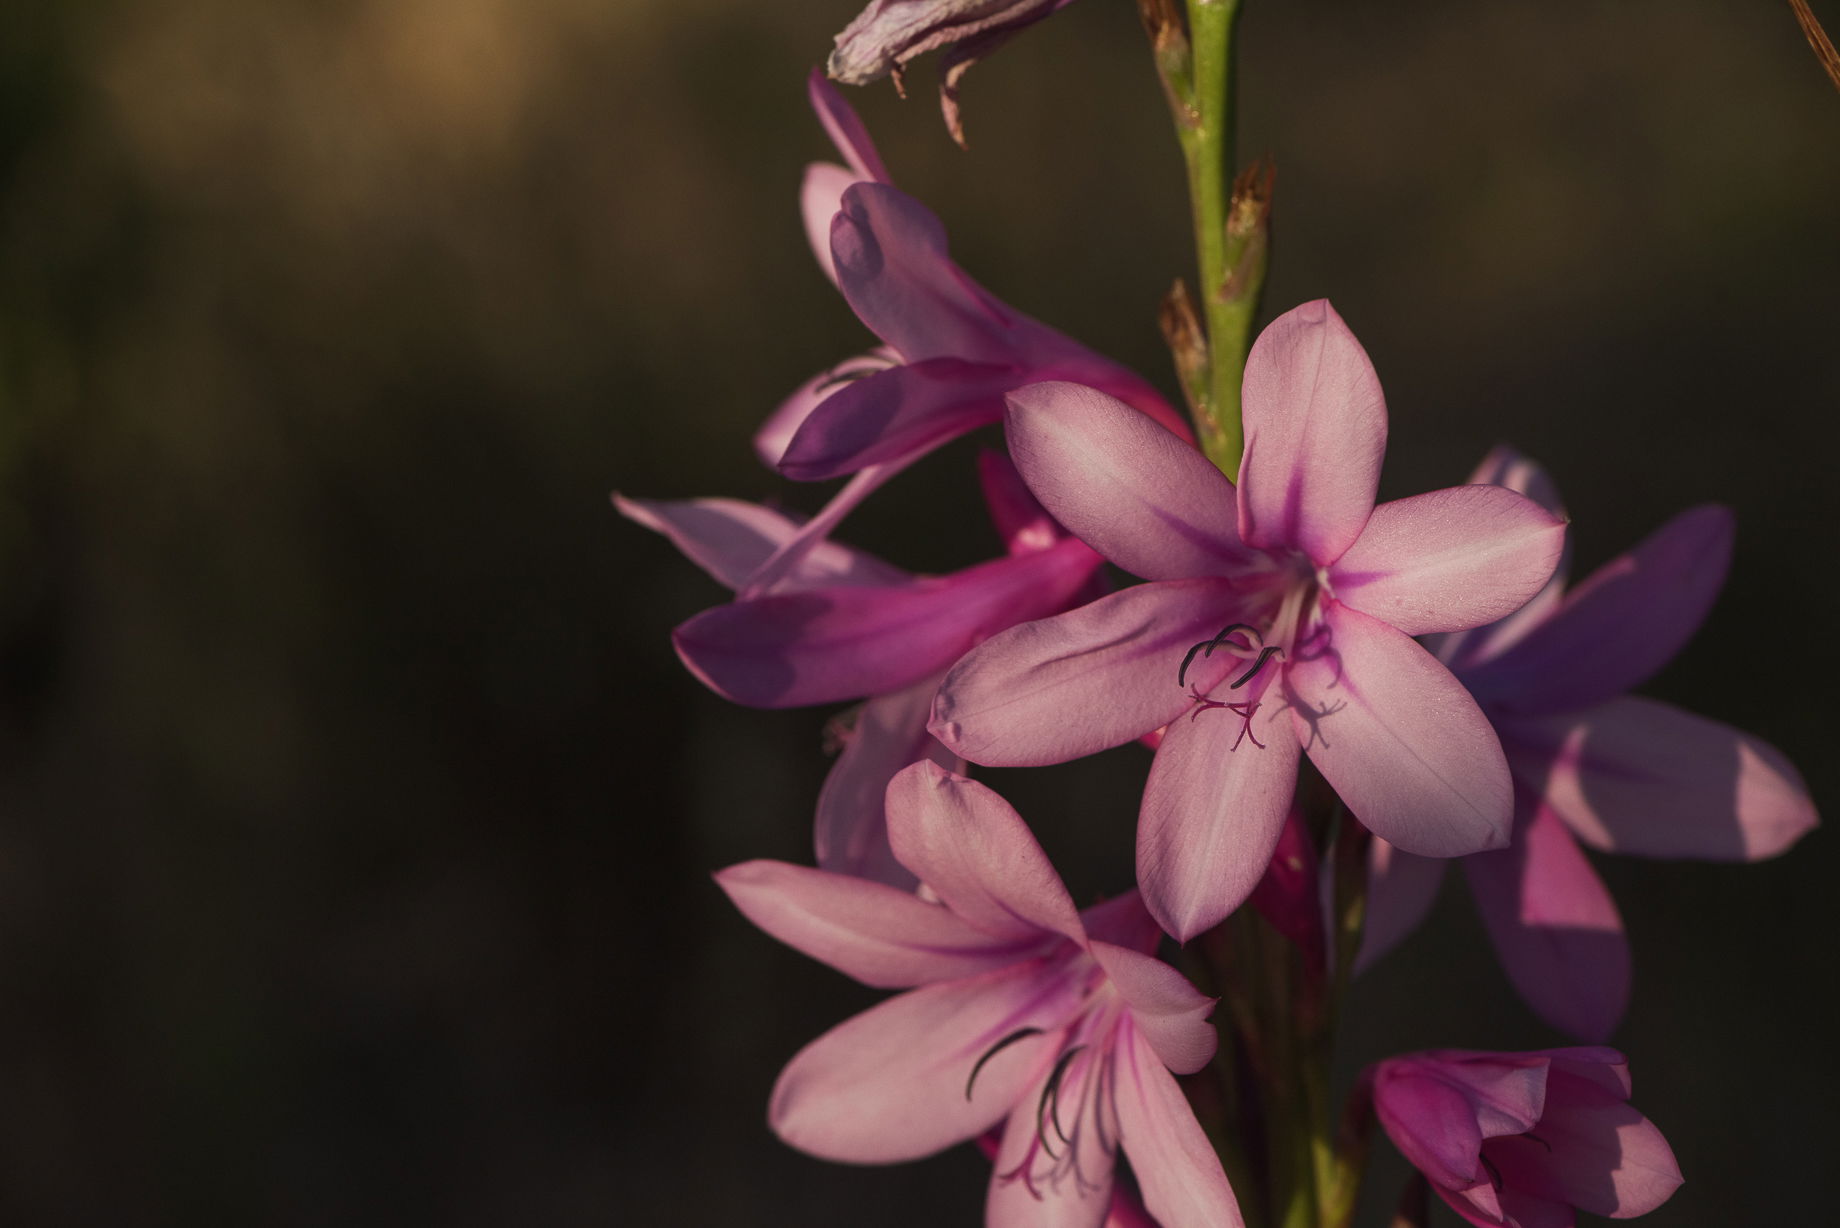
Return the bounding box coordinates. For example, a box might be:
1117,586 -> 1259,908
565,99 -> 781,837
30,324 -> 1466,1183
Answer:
1172,559 -> 1328,747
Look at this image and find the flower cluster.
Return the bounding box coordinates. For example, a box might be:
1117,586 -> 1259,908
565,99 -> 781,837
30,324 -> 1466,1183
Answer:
626,23 -> 1814,1227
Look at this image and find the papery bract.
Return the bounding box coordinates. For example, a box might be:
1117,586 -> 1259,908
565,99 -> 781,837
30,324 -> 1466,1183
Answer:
1361,447 -> 1818,1040
932,301 -> 1566,939
828,0 -> 1078,145
1372,1047 -> 1681,1227
716,761 -> 1244,1228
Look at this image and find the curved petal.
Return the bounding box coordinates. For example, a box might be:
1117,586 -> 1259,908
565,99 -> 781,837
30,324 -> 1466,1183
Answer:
716,860 -> 1045,988
777,355 -> 1019,481
1487,1072 -> 1681,1218
1137,698 -> 1301,942
931,577 -> 1242,767
1088,942 -> 1216,1074
680,538 -> 1098,707
1237,300 -> 1385,565
886,761 -> 1086,945
1004,381 -> 1251,581
807,68 -> 890,183
1331,485 -> 1565,636
1113,1026 -> 1245,1228
815,675 -> 962,888
1355,837 -> 1447,973
832,183 -> 1013,363
802,161 -> 862,286
615,494 -> 905,592
1463,803 -> 1629,1043
1501,696 -> 1817,862
1465,504 -> 1733,715
755,350 -> 897,468
771,961 -> 1075,1163
1287,603 -> 1512,857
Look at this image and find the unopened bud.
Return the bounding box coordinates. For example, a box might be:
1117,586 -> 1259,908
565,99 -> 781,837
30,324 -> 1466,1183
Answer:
1158,278 -> 1209,417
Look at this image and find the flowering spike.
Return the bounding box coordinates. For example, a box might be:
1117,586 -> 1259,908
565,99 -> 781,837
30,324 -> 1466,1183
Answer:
965,1026 -> 1045,1101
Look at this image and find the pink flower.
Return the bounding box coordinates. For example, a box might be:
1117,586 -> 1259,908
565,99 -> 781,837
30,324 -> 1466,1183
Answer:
716,761 -> 1243,1228
619,452 -> 1100,885
1372,1047 -> 1682,1227
746,75 -> 1184,595
1360,448 -> 1818,1041
827,0 -> 1077,145
931,301 -> 1567,940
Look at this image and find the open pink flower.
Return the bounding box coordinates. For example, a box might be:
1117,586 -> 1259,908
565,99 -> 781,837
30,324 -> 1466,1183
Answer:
1372,1047 -> 1681,1227
828,0 -> 1078,144
716,761 -> 1243,1228
1360,448 -> 1818,1041
931,301 -> 1566,939
619,453 -> 1100,884
746,76 -> 1184,595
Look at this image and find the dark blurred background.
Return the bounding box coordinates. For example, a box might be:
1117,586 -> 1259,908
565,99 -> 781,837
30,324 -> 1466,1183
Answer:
0,0 -> 1833,1223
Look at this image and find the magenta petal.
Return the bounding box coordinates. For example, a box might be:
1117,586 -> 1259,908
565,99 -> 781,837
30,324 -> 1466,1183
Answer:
616,493 -> 905,593
1374,1054 -> 1547,1189
1237,300 -> 1386,565
1112,1026 -> 1245,1228
755,351 -> 893,468
1287,603 -> 1511,857
741,465 -> 900,596
807,68 -> 890,183
815,675 -> 962,888
1486,1072 -> 1682,1218
1087,941 -> 1216,1074
832,183 -> 1014,363
885,761 -> 1086,945
1137,701 -> 1301,942
771,961 -> 1072,1163
978,447 -> 1060,554
1004,381 -> 1250,581
1465,504 -> 1734,715
1355,836 -> 1447,973
716,860 -> 1043,988
932,577 -> 1239,766
1331,485 -> 1565,636
1463,803 -> 1629,1043
1503,696 -> 1817,861
680,539 -> 1098,708
778,355 -> 1019,481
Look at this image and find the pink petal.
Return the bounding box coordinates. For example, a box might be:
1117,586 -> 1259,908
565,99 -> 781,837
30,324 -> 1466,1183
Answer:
1463,802 -> 1629,1043
814,675 -> 963,888
1464,504 -> 1733,715
1503,696 -> 1817,861
716,860 -> 1045,988
1355,836 -> 1447,973
1427,446 -> 1573,670
978,447 -> 1061,555
1112,1025 -> 1245,1228
885,761 -> 1086,945
931,577 -> 1241,767
1487,1072 -> 1682,1218
986,1048 -> 1116,1228
1286,603 -> 1512,857
1137,699 -> 1301,942
807,68 -> 890,183
679,538 -> 1099,708
801,161 -> 862,286
1087,941 -> 1216,1074
832,183 -> 1015,363
777,355 -> 1020,481
615,493 -> 905,593
1374,1054 -> 1547,1189
1004,381 -> 1250,581
740,464 -> 899,596
1331,484 -> 1565,636
1237,300 -> 1385,565
771,961 -> 1076,1163
755,350 -> 896,468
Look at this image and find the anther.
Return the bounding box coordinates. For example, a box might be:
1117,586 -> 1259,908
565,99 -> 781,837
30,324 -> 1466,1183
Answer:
1177,623 -> 1260,687
1229,644 -> 1284,689
1034,1045 -> 1087,1156
965,1028 -> 1044,1101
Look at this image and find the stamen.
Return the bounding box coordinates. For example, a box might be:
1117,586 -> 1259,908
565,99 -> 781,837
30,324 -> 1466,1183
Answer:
1035,1045 -> 1087,1157
1523,1131 -> 1554,1154
1177,623 -> 1260,687
965,1027 -> 1044,1101
1230,644 -> 1284,689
